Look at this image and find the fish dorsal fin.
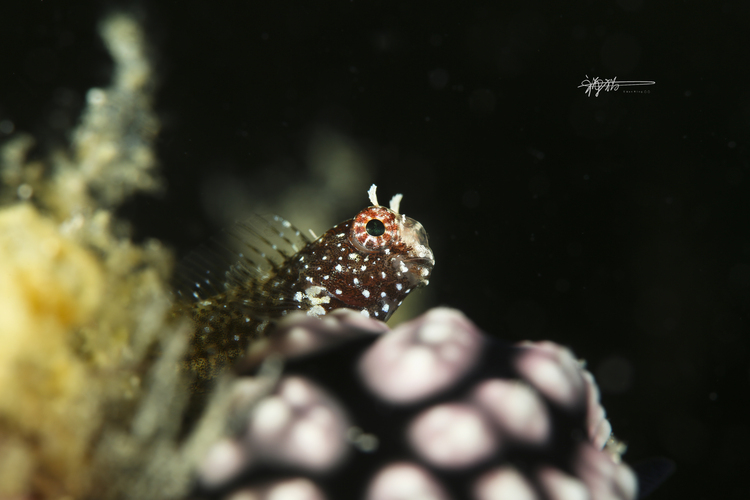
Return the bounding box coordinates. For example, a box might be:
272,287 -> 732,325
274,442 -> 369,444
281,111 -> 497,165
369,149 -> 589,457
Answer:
173,215 -> 313,304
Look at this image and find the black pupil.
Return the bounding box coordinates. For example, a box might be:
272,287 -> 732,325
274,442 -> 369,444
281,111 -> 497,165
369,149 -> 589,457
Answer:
366,219 -> 386,236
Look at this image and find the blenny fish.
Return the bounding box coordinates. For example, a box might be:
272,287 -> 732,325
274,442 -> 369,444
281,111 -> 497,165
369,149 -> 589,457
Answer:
174,185 -> 434,382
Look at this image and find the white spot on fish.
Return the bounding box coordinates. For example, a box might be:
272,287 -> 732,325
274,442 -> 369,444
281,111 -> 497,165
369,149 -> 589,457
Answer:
336,289 -> 342,295
335,264 -> 343,272
396,283 -> 403,291
382,303 -> 389,313
354,278 -> 359,285
361,309 -> 370,318
308,305 -> 326,317
362,289 -> 370,298
360,265 -> 366,271
381,292 -> 387,297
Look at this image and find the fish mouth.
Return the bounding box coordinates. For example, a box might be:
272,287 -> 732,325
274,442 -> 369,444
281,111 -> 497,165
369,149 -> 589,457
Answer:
402,255 -> 435,269
400,217 -> 434,262
395,216 -> 434,287
398,255 -> 434,287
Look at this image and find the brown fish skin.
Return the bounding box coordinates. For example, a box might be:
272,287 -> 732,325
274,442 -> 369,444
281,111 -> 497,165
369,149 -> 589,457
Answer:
175,188 -> 434,383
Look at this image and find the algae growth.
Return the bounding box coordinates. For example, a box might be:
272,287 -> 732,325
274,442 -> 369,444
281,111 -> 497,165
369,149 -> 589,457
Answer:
0,14 -> 212,500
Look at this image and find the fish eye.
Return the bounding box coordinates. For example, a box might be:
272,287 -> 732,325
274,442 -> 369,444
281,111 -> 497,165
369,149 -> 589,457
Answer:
351,206 -> 395,252
366,219 -> 385,237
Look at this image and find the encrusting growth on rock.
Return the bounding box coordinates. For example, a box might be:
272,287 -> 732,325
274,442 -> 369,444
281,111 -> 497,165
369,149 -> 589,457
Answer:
0,13 -> 207,500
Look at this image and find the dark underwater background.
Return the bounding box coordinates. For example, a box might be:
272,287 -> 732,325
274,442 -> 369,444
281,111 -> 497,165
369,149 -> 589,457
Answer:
2,1 -> 748,498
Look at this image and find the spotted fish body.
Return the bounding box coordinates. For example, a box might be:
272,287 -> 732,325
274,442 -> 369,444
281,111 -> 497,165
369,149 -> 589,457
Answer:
176,186 -> 434,381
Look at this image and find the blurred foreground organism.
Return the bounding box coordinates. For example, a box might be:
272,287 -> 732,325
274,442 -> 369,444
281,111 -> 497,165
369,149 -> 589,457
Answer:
193,308 -> 639,500
0,13 -> 210,500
